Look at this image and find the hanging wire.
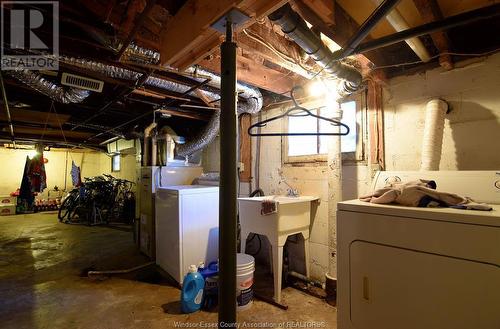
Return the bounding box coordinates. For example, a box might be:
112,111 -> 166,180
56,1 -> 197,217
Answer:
371,48 -> 500,70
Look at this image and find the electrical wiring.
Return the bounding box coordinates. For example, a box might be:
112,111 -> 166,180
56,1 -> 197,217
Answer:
371,48 -> 500,70
242,28 -> 327,78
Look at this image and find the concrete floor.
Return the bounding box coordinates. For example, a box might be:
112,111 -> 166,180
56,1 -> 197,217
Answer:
0,212 -> 337,329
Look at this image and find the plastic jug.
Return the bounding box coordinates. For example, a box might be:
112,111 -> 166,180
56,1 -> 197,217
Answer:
198,261 -> 219,310
180,265 -> 205,313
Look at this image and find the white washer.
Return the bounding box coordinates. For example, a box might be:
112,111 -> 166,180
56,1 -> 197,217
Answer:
155,185 -> 219,285
337,171 -> 500,329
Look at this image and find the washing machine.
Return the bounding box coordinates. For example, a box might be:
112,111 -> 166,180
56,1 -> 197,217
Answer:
337,171 -> 500,329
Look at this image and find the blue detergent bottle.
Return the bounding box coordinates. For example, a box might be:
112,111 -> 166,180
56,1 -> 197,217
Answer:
181,265 -> 205,313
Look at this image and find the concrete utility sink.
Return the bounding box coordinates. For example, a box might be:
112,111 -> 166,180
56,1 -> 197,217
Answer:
238,195 -> 319,303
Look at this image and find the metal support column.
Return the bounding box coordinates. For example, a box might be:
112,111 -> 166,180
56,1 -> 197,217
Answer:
218,20 -> 238,328
0,72 -> 15,147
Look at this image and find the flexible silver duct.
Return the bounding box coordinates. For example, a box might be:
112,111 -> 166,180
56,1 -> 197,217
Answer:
185,67 -> 263,114
59,55 -> 262,156
176,110 -> 220,157
122,43 -> 161,64
7,69 -> 90,103
60,56 -> 263,112
7,45 -> 262,155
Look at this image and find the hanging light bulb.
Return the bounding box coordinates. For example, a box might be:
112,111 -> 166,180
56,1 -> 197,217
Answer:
307,79 -> 327,97
27,149 -> 39,159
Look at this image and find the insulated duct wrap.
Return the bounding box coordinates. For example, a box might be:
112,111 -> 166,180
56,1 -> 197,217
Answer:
122,43 -> 161,64
269,3 -> 362,95
185,67 -> 263,114
60,57 -> 262,114
175,67 -> 263,156
175,111 -> 220,157
7,69 -> 90,103
10,48 -> 262,156
420,99 -> 448,171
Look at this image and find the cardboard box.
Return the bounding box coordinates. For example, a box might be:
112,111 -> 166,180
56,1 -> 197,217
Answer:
0,204 -> 16,216
0,195 -> 17,205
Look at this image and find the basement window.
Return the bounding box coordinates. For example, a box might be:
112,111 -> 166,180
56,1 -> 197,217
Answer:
111,154 -> 121,172
284,98 -> 364,164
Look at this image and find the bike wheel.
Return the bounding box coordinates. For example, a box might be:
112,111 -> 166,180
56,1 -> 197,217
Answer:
58,195 -> 75,222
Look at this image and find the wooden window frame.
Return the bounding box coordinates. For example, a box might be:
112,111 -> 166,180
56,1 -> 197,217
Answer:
283,93 -> 366,166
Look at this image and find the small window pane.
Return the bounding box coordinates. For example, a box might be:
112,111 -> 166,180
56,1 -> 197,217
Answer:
288,109 -> 318,156
319,101 -> 357,154
112,154 -> 121,172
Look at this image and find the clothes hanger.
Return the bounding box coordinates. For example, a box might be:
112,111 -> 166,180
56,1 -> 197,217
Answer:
248,86 -> 350,137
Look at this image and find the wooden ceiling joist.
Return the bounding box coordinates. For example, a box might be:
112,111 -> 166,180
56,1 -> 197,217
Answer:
238,23 -> 314,79
0,109 -> 70,128
199,53 -> 298,95
159,0 -> 289,70
5,126 -> 94,140
413,0 -> 453,70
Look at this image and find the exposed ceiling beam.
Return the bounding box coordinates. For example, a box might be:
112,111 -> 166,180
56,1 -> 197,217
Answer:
413,0 -> 453,70
291,0 -> 387,67
238,23 -> 316,78
301,0 -> 334,26
159,0 -> 289,70
291,0 -> 388,84
3,126 -> 94,140
199,53 -> 300,95
0,109 -> 70,127
370,0 -> 431,62
116,0 -> 158,60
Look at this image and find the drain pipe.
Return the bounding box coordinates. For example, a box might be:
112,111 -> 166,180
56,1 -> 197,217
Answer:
370,0 -> 431,62
421,99 -> 448,171
269,3 -> 362,95
326,104 -> 343,305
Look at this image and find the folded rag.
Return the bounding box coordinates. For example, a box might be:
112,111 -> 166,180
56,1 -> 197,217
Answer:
359,179 -> 492,211
261,199 -> 277,215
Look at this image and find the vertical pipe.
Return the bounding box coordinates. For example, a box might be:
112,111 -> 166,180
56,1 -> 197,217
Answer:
0,72 -> 16,147
218,21 -> 237,327
326,104 -> 343,305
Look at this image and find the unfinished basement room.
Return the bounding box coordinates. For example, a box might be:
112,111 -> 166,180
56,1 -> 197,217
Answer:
1,0 -> 499,328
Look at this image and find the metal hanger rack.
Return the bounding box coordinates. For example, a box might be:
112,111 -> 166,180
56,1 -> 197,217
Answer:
247,86 -> 350,137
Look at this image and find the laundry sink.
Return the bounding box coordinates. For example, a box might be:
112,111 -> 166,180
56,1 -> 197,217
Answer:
238,195 -> 319,236
238,195 -> 319,303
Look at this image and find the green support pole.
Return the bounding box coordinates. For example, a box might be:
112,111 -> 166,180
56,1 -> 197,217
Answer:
218,20 -> 238,328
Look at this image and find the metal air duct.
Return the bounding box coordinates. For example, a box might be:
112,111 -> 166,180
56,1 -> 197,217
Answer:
7,69 -> 90,103
269,3 -> 363,95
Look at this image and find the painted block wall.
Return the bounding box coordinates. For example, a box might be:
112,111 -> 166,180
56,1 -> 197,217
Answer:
0,147 -> 137,199
384,52 -> 500,171
201,106 -> 372,281
200,53 -> 500,281
247,106 -> 371,281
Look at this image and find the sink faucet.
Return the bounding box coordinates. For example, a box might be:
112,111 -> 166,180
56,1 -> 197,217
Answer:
280,178 -> 299,197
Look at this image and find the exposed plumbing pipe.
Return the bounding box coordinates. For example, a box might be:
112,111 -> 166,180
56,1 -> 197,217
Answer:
338,0 -> 402,58
370,0 -> 431,62
326,104 -> 343,305
421,99 -> 448,171
143,122 -> 157,166
269,3 -> 362,95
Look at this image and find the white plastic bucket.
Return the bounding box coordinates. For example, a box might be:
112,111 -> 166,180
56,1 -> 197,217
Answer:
236,253 -> 255,311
